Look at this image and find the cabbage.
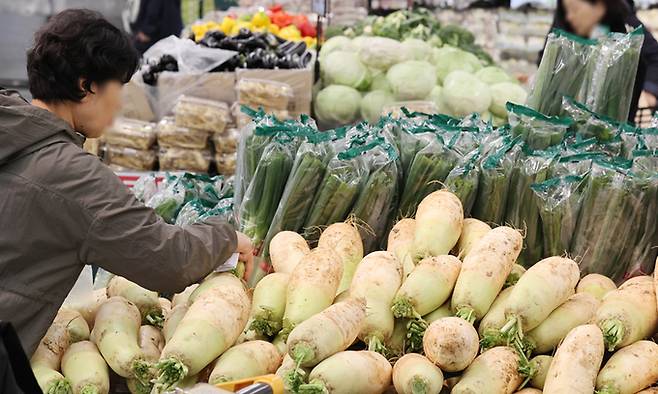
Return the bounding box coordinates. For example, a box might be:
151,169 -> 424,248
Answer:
358,36 -> 407,70
488,82 -> 528,118
401,38 -> 432,61
319,36 -> 354,63
361,90 -> 395,123
387,60 -> 437,101
433,45 -> 483,83
322,50 -> 371,90
315,85 -> 362,125
426,85 -> 451,115
442,70 -> 492,116
370,70 -> 392,92
475,66 -> 513,85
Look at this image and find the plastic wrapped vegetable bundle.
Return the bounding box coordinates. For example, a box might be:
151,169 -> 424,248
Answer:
507,103 -> 572,151
398,124 -> 437,177
526,29 -> 595,116
504,147 -> 558,266
444,149 -> 481,217
570,158 -> 635,282
562,97 -> 622,145
531,175 -> 587,257
578,27 -> 644,121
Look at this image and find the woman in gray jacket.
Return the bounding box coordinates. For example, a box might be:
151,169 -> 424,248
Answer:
0,9 -> 252,355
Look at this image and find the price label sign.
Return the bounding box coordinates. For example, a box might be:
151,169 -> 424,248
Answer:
312,0 -> 329,16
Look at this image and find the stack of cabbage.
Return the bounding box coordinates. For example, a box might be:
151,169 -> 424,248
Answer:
315,35 -> 527,127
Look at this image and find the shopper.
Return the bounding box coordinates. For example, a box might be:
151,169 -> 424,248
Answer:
547,0 -> 658,121
130,0 -> 184,54
0,9 -> 252,355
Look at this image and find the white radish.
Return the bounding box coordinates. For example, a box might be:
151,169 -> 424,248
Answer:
423,301 -> 452,324
208,340 -> 282,384
505,264 -> 526,288
155,274 -> 250,390
70,288 -> 107,330
158,298 -> 171,317
386,318 -> 410,357
619,275 -> 653,289
349,251 -> 403,353
412,190 -> 463,261
423,317 -> 479,373
529,355 -> 552,390
452,346 -> 523,394
318,222 -> 364,294
287,298 -> 366,368
272,333 -> 287,356
107,276 -> 162,325
516,389 -> 542,394
392,255 -> 461,318
595,340 -> 658,394
478,286 -> 514,340
455,218 -> 491,259
33,366 -> 71,394
298,351 -> 392,394
393,353 -> 444,394
636,389 -> 658,394
277,354 -> 311,394
451,226 -> 523,323
576,274 -> 616,301
171,284 -> 198,308
333,290 -> 350,304
282,247 -> 343,336
270,231 -> 310,274
138,325 -> 164,363
90,297 -> 149,381
248,272 -> 289,337
387,218 -> 417,278
162,305 -> 187,344
543,324 -> 604,394
526,292 -> 600,354
187,272 -> 239,304
595,280 -> 658,351
61,341 -> 109,394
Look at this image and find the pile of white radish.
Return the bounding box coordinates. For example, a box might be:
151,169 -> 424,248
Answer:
32,192 -> 658,394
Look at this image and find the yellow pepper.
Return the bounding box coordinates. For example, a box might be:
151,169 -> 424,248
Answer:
267,24 -> 280,35
303,36 -> 317,48
279,25 -> 301,40
251,11 -> 270,28
230,20 -> 253,36
220,16 -> 236,34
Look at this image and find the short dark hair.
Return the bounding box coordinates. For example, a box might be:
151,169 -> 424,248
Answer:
27,9 -> 139,102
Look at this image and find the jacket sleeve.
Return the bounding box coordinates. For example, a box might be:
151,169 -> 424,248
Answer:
77,163 -> 237,293
136,0 -> 164,38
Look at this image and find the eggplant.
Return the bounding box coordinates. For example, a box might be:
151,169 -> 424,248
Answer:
218,37 -> 239,51
245,49 -> 265,68
288,42 -> 307,57
275,40 -> 295,56
200,30 -> 226,48
236,28 -> 252,39
262,33 -> 280,48
142,71 -> 157,85
262,52 -> 278,69
301,51 -> 313,68
240,36 -> 268,52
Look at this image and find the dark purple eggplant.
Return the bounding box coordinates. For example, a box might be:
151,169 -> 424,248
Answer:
236,28 -> 252,39
218,37 -> 239,51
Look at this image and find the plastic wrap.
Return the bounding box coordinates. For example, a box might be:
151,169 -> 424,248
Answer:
526,29 -> 594,116
159,147 -> 211,172
145,177 -> 187,224
578,27 -> 644,121
104,118 -> 156,150
562,96 -> 622,143
175,199 -> 210,226
232,103 -> 290,129
199,198 -> 235,226
105,145 -> 156,171
212,128 -> 240,154
236,78 -> 294,111
382,101 -> 439,118
444,149 -> 481,217
507,103 -> 571,150
133,174 -> 158,203
157,117 -> 209,149
173,95 -> 230,134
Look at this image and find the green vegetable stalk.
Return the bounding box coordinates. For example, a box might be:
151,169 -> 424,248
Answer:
507,102 -> 571,151
444,150 -> 480,217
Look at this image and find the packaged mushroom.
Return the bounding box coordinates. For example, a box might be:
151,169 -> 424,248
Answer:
212,128 -> 240,154
104,118 -> 156,150
173,95 -> 230,134
157,117 -> 209,149
159,147 -> 211,172
105,145 -> 156,170
236,78 -> 294,111
215,152 -> 237,175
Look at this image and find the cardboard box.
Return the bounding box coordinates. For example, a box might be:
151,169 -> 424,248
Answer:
236,65 -> 314,116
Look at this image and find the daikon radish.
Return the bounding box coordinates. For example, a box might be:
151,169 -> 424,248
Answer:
392,255 -> 461,319
298,351 -> 392,394
423,317 -> 479,373
452,346 -> 523,394
349,251 -> 403,353
318,222 -> 364,294
61,341 -> 109,394
515,389 -> 542,394
282,247 -> 343,336
423,301 -> 452,324
576,273 -> 616,301
529,355 -> 552,390
451,226 -> 523,323
171,284 -> 198,308
71,288 -> 107,329
478,286 -> 514,347
270,231 -> 310,274
248,272 -> 289,337
412,190 -> 464,261
505,264 -> 526,288
619,275 -> 653,289
393,353 -> 444,394
455,218 -> 491,259
387,218 -> 417,278
526,292 -> 599,354
595,281 -> 658,351
444,376 -> 461,391
386,318 -> 410,357
637,389 -> 658,394
107,276 -> 162,326
543,324 -> 604,394
158,298 -> 171,317
277,354 -> 311,394
33,366 -> 71,394
333,290 -> 350,304
208,340 -> 282,384
287,298 -> 366,368
272,333 -> 287,356
595,340 -> 658,394
138,326 -> 164,363
187,272 -> 238,304
90,297 -> 149,381
162,305 -> 187,344
493,257 -> 579,352
155,274 -> 250,390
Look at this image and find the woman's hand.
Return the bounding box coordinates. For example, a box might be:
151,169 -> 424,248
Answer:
236,231 -> 254,280
640,90 -> 657,107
